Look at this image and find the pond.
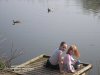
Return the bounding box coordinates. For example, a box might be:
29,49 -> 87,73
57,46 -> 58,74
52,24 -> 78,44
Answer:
0,0 -> 100,75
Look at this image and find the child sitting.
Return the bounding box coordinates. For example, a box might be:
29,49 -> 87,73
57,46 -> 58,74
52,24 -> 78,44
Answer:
46,42 -> 67,73
63,45 -> 80,73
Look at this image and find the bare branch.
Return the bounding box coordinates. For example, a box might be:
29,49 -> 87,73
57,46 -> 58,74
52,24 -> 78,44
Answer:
0,41 -> 24,68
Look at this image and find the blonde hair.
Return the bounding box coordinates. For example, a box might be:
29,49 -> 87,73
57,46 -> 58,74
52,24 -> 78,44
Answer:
66,45 -> 80,58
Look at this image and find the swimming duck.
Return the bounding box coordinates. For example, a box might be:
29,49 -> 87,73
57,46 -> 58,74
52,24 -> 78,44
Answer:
48,8 -> 51,13
13,20 -> 21,25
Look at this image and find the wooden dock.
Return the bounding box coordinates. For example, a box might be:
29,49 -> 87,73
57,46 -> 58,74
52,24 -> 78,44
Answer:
11,54 -> 92,75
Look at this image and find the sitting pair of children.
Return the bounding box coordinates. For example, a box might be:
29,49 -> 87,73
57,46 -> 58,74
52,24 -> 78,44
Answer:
46,42 -> 80,73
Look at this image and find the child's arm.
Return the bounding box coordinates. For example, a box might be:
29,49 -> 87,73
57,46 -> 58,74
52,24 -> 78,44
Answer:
67,55 -> 75,73
71,56 -> 77,64
58,51 -> 63,73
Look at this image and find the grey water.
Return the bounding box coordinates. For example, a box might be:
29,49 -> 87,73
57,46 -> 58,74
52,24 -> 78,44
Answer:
0,0 -> 100,74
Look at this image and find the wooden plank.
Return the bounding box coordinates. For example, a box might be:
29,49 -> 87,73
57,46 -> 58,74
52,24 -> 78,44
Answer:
15,54 -> 45,68
73,64 -> 92,75
12,54 -> 92,75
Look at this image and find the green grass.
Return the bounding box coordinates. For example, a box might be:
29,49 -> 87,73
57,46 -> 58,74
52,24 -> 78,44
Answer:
0,60 -> 5,70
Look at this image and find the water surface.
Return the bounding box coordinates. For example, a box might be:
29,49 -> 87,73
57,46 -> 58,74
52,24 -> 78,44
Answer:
0,0 -> 100,74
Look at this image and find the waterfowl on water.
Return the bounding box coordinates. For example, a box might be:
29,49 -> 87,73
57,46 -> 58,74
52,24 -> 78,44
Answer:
12,20 -> 21,25
48,8 -> 51,13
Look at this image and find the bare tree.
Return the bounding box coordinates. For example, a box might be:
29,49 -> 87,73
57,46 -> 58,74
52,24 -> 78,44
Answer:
0,41 -> 24,69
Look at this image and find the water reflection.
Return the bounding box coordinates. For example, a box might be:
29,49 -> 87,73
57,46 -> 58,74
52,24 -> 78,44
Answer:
80,0 -> 100,14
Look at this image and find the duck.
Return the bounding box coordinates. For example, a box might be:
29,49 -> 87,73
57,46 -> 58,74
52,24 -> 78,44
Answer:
48,8 -> 51,13
12,20 -> 21,25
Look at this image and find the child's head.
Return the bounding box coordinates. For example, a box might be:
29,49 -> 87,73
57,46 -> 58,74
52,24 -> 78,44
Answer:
59,41 -> 67,51
66,45 -> 80,58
